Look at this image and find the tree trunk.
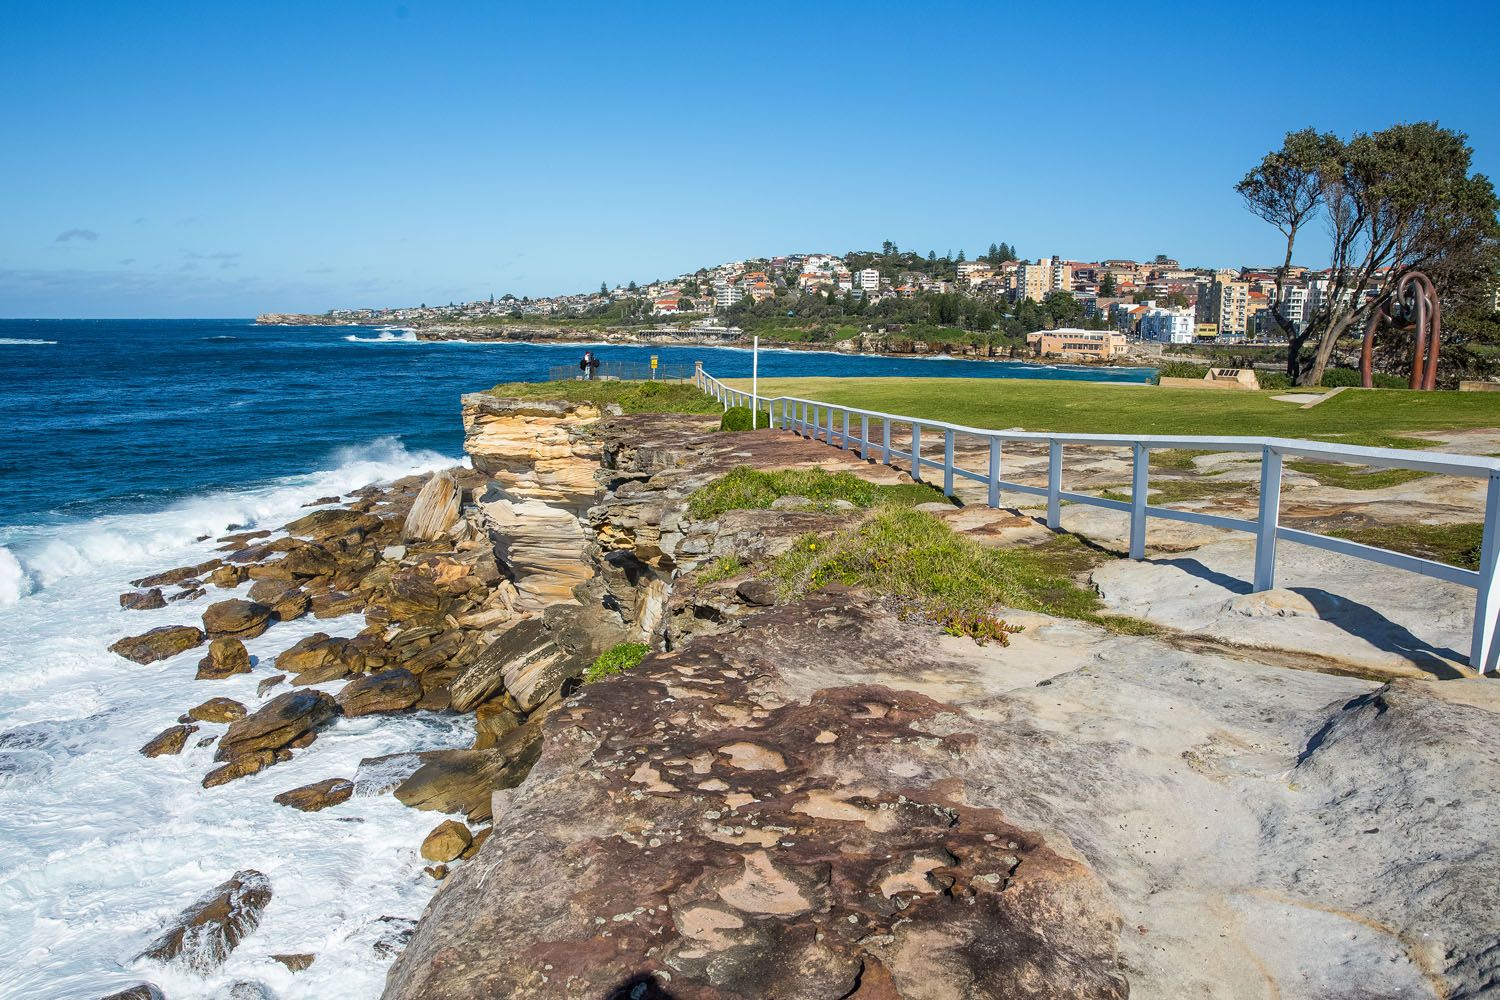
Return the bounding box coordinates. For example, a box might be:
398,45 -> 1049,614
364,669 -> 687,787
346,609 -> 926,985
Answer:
1302,313 -> 1357,386
1285,331 -> 1311,381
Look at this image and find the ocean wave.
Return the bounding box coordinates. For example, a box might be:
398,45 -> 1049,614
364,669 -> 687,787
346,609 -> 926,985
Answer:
0,435 -> 461,607
201,335 -> 238,341
345,329 -> 419,344
0,338 -> 58,345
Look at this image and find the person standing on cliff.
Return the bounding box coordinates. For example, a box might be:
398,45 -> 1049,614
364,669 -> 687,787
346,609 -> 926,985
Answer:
579,350 -> 594,380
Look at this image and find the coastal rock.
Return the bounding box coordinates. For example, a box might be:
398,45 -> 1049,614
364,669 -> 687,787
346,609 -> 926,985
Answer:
138,870 -> 271,973
109,625 -> 205,664
217,690 -> 337,760
472,700 -> 520,750
403,470 -> 462,542
140,723 -> 198,757
336,668 -> 422,717
449,617 -> 575,714
256,673 -> 286,697
196,637 -> 251,679
209,564 -> 248,589
119,588 -> 166,611
202,599 -> 273,640
203,750 -> 279,788
419,819 -> 472,863
273,777 -> 354,812
271,953 -> 316,972
279,543 -> 339,578
275,633 -> 353,682
97,985 -> 166,1000
310,589 -> 363,619
283,508 -> 383,542
171,585 -> 207,603
735,578 -> 777,607
187,697 -> 247,724
393,722 -> 542,822
131,560 -> 221,589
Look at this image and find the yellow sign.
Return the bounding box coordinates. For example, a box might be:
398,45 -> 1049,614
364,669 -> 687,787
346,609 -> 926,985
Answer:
650,355 -> 658,369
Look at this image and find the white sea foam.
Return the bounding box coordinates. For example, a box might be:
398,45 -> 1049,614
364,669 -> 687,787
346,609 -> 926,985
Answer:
0,338 -> 58,345
0,437 -> 471,999
343,329 -> 418,344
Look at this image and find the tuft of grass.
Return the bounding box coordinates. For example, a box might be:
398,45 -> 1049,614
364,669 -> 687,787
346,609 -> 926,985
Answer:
1285,460 -> 1433,491
487,379 -> 721,414
1329,522 -> 1483,570
1150,449 -> 1213,471
688,467 -> 951,520
583,642 -> 651,683
719,406 -> 756,432
770,507 -> 1157,635
696,555 -> 744,584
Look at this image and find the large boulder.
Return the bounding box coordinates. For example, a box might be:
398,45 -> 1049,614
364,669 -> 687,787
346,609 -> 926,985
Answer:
402,471 -> 461,542
273,777 -> 354,812
196,637 -> 251,679
137,870 -> 271,973
393,722 -> 542,822
202,599 -> 273,640
419,819 -> 472,863
120,588 -> 167,611
109,625 -> 205,664
282,508 -> 383,542
131,560 -> 221,589
140,723 -> 198,757
188,697 -> 247,724
275,633 -> 353,683
97,985 -> 166,1000
217,690 -> 337,761
279,543 -> 339,578
449,618 -> 576,713
336,668 -> 422,717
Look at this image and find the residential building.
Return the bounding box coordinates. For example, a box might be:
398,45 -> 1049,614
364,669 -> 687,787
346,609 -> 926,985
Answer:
713,282 -> 744,310
1203,272 -> 1250,340
1138,305 -> 1197,344
855,267 -> 881,290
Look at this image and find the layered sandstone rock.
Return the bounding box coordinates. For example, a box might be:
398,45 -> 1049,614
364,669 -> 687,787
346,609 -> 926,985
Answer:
137,869 -> 271,973
109,625 -> 205,664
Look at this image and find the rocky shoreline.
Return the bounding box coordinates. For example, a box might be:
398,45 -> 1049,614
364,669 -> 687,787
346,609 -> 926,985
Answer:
103,390 -> 1500,999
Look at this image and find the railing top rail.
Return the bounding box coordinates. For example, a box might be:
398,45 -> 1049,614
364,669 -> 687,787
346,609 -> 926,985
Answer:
697,372 -> 1500,477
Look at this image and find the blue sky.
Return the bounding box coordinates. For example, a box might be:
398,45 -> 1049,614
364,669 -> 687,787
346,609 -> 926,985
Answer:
2,1 -> 1498,318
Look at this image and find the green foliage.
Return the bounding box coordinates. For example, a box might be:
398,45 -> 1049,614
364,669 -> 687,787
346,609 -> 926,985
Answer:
1156,361 -> 1210,381
936,609 -> 1025,646
1329,522 -> 1483,570
696,556 -> 744,584
687,467 -> 950,520
1317,367 -> 1407,389
487,379 -> 720,414
769,508 -> 1155,635
1257,371 -> 1292,390
719,406 -> 755,432
583,642 -> 651,683
1150,449 -> 1213,471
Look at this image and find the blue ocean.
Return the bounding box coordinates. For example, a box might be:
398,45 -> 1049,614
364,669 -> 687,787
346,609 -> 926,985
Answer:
0,318 -> 1150,999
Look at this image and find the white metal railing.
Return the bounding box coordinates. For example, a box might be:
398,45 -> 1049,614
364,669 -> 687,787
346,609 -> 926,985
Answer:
693,365 -> 1500,673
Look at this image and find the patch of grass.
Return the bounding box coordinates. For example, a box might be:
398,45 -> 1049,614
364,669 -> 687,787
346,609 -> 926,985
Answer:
1147,478 -> 1251,503
583,642 -> 651,683
1285,460 -> 1433,490
687,467 -> 951,520
696,555 -> 743,584
1329,522 -> 1484,570
770,508 -> 1157,635
719,406 -> 755,432
487,379 -> 721,414
1150,449 -> 1213,471
736,376 -> 1500,446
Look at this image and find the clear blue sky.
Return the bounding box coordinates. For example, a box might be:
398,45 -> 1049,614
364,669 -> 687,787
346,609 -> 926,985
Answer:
3,0 -> 1498,318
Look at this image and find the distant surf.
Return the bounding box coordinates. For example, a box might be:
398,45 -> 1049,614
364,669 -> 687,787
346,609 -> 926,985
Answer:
345,329 -> 418,344
0,338 -> 57,345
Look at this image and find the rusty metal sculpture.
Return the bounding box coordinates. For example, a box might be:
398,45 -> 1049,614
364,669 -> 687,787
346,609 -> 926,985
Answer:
1360,271 -> 1441,389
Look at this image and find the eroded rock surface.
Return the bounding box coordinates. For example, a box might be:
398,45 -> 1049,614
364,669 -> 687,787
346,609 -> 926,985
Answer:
137,869 -> 271,973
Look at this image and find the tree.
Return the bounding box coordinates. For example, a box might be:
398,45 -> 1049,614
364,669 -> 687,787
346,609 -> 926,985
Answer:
956,249 -> 966,263
1043,290 -> 1083,326
1238,123 -> 1500,385
627,280 -> 638,293
882,240 -> 897,257
988,242 -> 1000,263
1099,272 -> 1117,297
599,281 -> 608,295
1153,254 -> 1172,265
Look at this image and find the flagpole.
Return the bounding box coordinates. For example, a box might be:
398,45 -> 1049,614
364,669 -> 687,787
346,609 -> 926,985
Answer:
751,335 -> 759,430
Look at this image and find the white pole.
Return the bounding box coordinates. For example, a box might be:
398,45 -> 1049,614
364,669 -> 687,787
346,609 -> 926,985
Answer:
751,336 -> 759,430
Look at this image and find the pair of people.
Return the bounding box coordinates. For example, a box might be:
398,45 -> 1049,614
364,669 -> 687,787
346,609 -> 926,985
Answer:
579,351 -> 601,380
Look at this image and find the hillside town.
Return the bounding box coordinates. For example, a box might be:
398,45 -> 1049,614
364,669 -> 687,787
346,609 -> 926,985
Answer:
306,246 -> 1404,359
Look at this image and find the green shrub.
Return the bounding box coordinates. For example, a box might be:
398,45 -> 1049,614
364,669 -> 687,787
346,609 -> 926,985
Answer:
1256,371 -> 1292,390
1155,361 -> 1209,382
582,642 -> 651,683
719,406 -> 755,432
688,467 -> 950,520
1317,368 -> 1408,389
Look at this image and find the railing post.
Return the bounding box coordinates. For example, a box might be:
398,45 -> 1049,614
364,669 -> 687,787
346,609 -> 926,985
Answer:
987,437 -> 1001,508
1253,446 -> 1283,591
826,406 -> 835,445
882,420 -> 891,465
1469,473 -> 1500,672
943,430 -> 955,496
1129,443 -> 1148,560
1046,441 -> 1063,530
911,424 -> 923,482
860,415 -> 869,460
841,411 -> 850,451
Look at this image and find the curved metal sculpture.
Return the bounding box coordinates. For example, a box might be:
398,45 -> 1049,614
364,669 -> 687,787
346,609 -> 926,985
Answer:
1361,271 -> 1441,389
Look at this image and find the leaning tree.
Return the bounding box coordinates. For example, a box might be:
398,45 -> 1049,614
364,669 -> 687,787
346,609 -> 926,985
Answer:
1237,123 -> 1500,387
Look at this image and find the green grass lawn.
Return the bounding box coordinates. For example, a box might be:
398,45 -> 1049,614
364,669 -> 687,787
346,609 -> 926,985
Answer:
487,379 -> 721,414
733,377 -> 1500,446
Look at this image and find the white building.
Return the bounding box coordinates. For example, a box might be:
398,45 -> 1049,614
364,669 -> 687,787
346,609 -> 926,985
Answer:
1138,305 -> 1197,344
714,282 -> 744,310
855,268 -> 881,290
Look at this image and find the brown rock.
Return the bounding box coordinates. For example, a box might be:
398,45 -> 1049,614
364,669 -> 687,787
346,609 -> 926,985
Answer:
735,578 -> 778,607
202,749 -> 279,787
131,559 -> 221,588
218,690 -> 337,760
273,777 -> 353,812
279,543 -> 339,578
255,673 -> 286,697
424,864 -> 449,881
136,869 -> 271,973
196,637 -> 251,679
472,700 -> 521,750
394,722 -> 542,822
188,697 -> 247,724
402,471 -> 461,542
110,625 -> 205,664
275,633 -> 351,679
336,668 -> 422,717
141,723 -> 198,757
283,508 -> 383,541
170,586 -> 207,603
120,588 -> 167,611
271,952 -> 316,972
419,819 -> 472,863
310,590 -> 363,619
202,599 -> 273,640
97,985 -> 166,1000
209,564 -> 248,589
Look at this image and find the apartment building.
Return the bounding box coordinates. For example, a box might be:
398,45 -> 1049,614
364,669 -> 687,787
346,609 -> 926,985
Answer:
1203,271 -> 1250,340
855,267 -> 882,290
1138,305 -> 1197,344
713,282 -> 744,310
1015,256 -> 1070,302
